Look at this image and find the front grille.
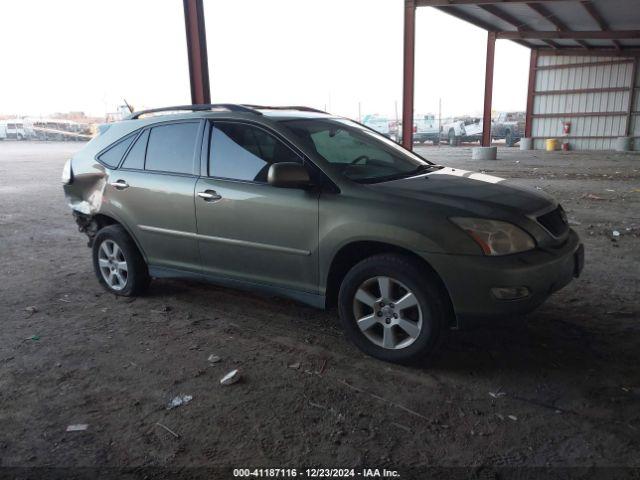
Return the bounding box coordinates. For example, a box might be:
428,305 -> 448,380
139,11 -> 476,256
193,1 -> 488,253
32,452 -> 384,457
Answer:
537,206 -> 569,237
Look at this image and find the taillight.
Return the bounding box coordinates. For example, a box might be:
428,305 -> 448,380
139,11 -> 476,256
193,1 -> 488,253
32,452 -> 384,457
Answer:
61,159 -> 73,185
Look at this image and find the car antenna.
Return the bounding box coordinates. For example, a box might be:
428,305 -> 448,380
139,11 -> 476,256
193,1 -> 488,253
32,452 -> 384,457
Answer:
123,99 -> 134,113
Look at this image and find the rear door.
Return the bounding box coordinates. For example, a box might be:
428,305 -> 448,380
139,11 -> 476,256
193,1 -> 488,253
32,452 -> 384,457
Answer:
194,120 -> 319,293
105,120 -> 203,272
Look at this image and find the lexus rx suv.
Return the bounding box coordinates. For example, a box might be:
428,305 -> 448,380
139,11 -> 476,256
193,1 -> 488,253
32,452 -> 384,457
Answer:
62,104 -> 584,363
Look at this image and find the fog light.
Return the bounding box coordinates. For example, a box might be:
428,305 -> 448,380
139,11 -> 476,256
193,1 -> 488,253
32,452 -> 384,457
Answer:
491,286 -> 530,300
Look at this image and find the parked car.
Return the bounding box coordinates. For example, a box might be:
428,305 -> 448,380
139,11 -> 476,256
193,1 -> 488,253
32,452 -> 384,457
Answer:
0,123 -> 6,141
491,111 -> 525,147
362,114 -> 399,141
62,104 -> 584,363
440,117 -> 483,146
1,120 -> 27,140
413,114 -> 440,145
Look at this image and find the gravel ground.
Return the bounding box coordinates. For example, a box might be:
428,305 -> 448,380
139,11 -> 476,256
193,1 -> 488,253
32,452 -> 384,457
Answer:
1,141 -> 639,476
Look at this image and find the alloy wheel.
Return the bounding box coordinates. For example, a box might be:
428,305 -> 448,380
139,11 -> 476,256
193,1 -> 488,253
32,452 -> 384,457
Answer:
97,239 -> 128,291
352,276 -> 423,350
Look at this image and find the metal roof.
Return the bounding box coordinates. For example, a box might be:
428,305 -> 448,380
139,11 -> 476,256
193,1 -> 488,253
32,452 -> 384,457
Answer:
417,0 -> 640,55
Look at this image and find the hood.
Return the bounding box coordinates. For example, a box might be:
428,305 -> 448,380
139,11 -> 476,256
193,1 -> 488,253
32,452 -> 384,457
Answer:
368,167 -> 555,216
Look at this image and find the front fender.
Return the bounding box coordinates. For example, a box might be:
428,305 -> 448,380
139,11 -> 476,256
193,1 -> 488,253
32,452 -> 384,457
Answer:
318,220 -> 449,295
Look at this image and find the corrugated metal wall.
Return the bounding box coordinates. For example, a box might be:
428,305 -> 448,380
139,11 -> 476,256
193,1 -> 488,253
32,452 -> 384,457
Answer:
531,55 -> 638,150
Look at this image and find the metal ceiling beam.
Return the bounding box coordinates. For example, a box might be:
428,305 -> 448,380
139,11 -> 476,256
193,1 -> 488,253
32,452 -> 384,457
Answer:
417,0 -> 566,5
526,2 -> 591,49
580,1 -> 622,50
478,4 -> 560,48
536,48 -> 640,57
434,5 -> 535,48
498,30 -> 640,39
478,4 -> 526,28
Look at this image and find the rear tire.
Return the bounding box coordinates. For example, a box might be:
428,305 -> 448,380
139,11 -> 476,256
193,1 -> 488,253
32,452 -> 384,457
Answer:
338,254 -> 448,364
92,224 -> 150,296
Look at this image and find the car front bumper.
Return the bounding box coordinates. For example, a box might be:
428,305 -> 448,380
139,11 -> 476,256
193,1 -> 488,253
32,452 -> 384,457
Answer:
421,229 -> 584,327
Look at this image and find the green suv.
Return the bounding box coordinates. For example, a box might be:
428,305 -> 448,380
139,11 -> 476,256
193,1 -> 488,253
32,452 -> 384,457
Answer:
62,104 -> 584,363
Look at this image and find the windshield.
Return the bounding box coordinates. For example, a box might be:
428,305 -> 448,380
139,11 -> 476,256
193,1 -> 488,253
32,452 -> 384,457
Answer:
279,118 -> 435,183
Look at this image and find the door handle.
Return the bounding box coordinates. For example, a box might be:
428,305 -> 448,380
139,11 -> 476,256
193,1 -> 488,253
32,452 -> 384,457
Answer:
197,190 -> 222,202
110,180 -> 129,189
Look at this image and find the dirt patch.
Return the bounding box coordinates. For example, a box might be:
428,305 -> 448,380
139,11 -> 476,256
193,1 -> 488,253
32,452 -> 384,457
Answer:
0,142 -> 639,471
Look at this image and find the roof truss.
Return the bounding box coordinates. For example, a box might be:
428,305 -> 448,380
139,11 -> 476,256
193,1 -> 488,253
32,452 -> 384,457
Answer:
418,0 -> 640,54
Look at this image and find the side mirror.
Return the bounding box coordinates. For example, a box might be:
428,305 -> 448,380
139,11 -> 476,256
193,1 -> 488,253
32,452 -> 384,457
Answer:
268,162 -> 312,188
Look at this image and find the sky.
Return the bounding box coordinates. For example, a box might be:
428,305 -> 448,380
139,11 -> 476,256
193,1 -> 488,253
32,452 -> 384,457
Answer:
0,0 -> 531,120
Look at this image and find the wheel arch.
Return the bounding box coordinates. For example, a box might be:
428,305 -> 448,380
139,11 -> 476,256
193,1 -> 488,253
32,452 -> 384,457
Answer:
324,240 -> 455,326
76,211 -> 149,263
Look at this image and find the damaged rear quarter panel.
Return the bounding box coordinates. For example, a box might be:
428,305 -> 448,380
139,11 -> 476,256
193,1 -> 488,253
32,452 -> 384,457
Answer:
63,120 -> 145,216
63,121 -> 146,241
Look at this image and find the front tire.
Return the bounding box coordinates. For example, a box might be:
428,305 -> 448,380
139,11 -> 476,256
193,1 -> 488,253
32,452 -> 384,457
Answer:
92,224 -> 150,296
338,254 -> 448,364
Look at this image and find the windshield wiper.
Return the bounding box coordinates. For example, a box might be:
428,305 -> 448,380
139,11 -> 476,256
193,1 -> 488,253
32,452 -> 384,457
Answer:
354,164 -> 443,184
404,164 -> 443,177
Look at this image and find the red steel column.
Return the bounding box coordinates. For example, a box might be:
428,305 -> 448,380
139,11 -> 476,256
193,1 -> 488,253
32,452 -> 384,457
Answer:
481,31 -> 496,147
183,0 -> 211,105
402,0 -> 416,150
625,57 -> 638,136
525,49 -> 538,138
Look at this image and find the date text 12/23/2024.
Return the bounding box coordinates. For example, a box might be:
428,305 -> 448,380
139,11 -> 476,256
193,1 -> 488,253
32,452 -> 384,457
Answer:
233,468 -> 400,478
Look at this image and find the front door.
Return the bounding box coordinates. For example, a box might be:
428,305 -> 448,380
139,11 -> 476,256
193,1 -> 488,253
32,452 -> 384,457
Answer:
194,121 -> 319,293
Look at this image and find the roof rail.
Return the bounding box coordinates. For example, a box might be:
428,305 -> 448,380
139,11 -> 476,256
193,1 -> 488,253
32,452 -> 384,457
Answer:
125,103 -> 260,120
242,105 -> 328,114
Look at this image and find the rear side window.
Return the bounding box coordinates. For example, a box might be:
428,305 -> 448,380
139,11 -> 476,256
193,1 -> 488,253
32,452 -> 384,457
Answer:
209,122 -> 302,182
121,130 -> 149,170
145,122 -> 199,174
98,134 -> 136,168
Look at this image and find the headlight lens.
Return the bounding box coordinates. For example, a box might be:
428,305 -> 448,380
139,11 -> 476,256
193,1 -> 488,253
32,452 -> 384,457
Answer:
451,217 -> 535,255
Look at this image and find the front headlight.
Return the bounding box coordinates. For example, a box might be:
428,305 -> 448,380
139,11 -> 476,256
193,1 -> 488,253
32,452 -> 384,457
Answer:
451,217 -> 535,255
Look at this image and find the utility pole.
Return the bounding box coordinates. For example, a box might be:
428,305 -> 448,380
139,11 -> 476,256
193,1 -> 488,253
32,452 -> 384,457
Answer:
438,97 -> 442,140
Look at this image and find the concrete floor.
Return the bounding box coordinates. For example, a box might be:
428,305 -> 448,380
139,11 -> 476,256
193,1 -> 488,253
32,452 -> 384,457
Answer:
1,141 -> 639,473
